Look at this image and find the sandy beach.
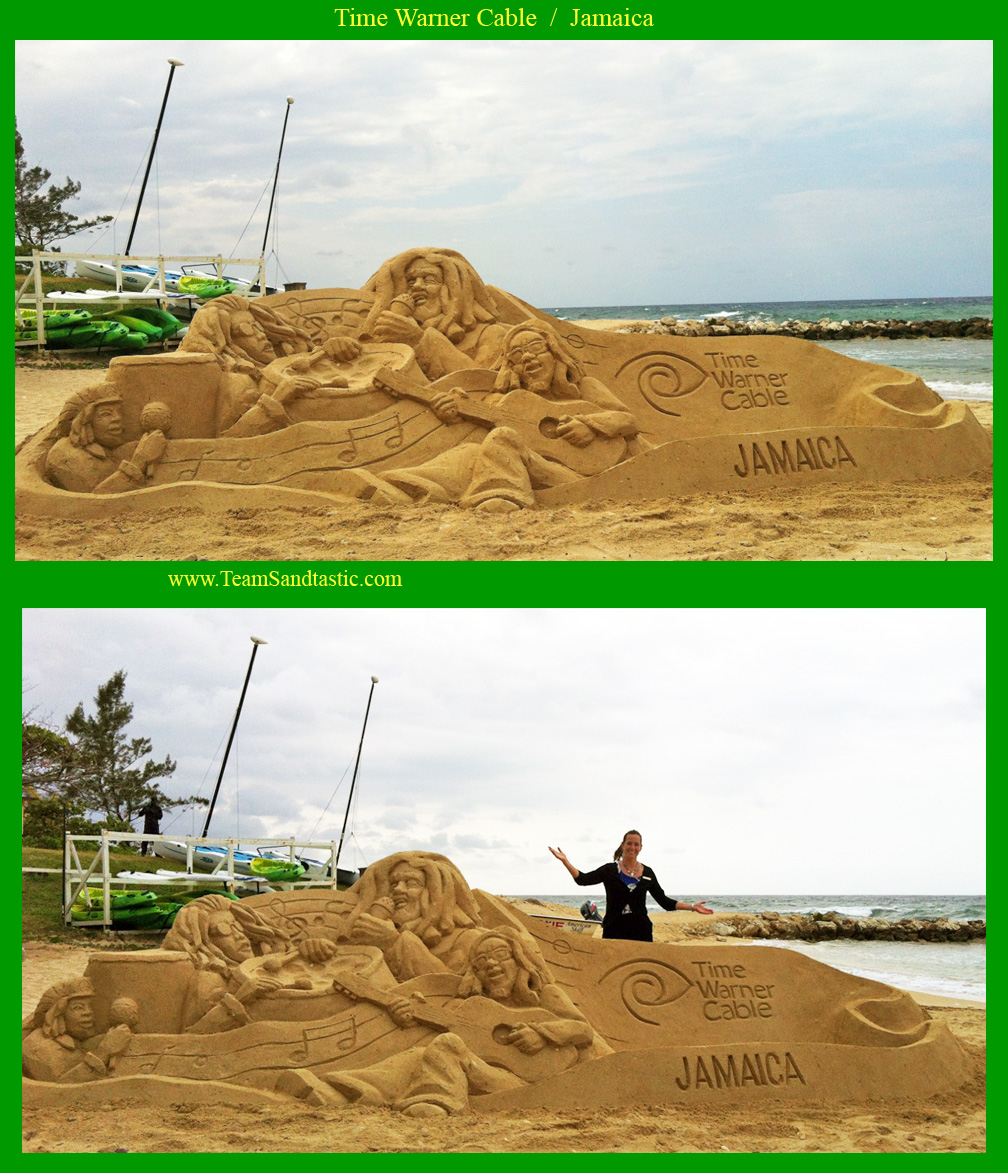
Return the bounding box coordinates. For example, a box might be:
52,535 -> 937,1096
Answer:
14,352 -> 992,562
21,900 -> 985,1153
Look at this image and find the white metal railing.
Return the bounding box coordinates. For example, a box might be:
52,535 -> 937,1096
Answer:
15,250 -> 268,347
63,830 -> 350,929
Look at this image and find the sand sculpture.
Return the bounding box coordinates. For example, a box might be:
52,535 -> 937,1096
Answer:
23,851 -> 973,1114
15,248 -> 991,519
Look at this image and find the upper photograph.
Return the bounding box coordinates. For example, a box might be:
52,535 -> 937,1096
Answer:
15,40 -> 992,561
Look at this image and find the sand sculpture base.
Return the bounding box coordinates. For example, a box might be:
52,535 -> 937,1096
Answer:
23,853 -> 973,1114
14,248 -> 990,520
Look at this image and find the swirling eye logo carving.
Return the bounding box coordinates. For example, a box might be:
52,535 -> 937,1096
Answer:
600,959 -> 692,1024
614,351 -> 709,416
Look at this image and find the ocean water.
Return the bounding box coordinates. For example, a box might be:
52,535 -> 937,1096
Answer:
817,339 -> 992,404
547,296 -> 993,403
515,894 -> 986,1004
547,295 -> 993,327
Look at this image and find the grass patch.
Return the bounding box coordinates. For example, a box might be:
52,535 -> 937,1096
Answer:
22,845 -> 190,945
15,274 -> 114,297
15,350 -> 112,371
22,845 -> 352,946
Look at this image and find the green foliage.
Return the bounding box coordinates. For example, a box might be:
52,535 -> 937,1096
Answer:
15,121 -> 112,271
21,846 -> 187,943
21,797 -> 122,849
21,847 -> 226,944
21,671 -> 207,839
64,669 -> 206,825
22,721 -> 77,798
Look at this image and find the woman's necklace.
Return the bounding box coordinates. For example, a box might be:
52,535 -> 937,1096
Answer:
620,860 -> 642,878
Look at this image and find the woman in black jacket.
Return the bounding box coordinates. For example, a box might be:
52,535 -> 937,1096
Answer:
549,830 -> 712,942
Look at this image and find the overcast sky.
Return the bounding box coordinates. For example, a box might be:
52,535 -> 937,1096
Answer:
14,39 -> 991,306
22,608 -> 985,897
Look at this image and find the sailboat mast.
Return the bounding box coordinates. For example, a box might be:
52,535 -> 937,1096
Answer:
334,676 -> 378,870
125,58 -> 184,256
202,636 -> 267,838
261,97 -> 294,258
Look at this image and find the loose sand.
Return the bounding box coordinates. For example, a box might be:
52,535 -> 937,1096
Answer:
14,356 -> 992,561
22,902 -> 985,1153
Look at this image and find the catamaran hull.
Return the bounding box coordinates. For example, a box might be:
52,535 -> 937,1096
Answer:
72,260 -> 253,295
151,841 -> 357,886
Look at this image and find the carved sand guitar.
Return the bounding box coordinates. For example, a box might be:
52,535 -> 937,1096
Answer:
329,970 -> 580,1080
370,365 -> 627,476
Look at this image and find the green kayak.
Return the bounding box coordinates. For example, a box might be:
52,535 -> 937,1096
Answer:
178,275 -> 235,299
73,889 -> 157,911
124,306 -> 184,338
17,308 -> 92,330
249,857 -> 305,882
71,894 -> 182,930
40,320 -> 131,350
100,312 -> 163,339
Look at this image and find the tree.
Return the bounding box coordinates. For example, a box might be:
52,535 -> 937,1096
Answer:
15,120 -> 112,268
22,719 -> 78,799
22,797 -> 118,850
62,670 -> 206,826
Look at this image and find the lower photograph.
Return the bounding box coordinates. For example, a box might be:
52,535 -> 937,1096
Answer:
21,607 -> 985,1153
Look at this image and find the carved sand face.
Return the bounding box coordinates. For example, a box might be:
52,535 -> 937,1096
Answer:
470,936 -> 519,1000
209,915 -> 254,963
388,863 -> 426,924
507,331 -> 556,394
230,313 -> 275,362
403,260 -> 445,324
91,402 -> 124,449
63,996 -> 96,1040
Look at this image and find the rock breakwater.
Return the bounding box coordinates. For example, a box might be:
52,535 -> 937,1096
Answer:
619,317 -> 993,341
688,911 -> 986,943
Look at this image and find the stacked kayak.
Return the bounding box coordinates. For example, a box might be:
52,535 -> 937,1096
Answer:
15,308 -> 91,331
16,309 -> 134,349
152,841 -> 309,883
16,306 -> 183,349
71,889 -> 182,930
73,260 -> 252,296
114,872 -> 245,903
74,259 -> 186,291
177,274 -> 235,299
99,306 -> 185,341
249,857 -> 306,883
20,318 -> 134,349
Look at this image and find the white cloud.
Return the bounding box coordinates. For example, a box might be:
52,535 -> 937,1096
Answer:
21,608 -> 985,896
15,39 -> 991,302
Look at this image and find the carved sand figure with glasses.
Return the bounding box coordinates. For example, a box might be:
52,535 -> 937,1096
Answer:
358,317 -> 647,510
